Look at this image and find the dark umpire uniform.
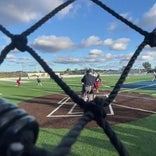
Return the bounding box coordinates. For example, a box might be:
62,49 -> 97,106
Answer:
81,70 -> 96,102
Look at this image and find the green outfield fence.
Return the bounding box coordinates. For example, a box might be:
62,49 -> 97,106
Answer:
0,0 -> 156,156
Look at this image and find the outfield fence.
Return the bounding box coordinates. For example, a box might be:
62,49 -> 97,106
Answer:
0,0 -> 156,156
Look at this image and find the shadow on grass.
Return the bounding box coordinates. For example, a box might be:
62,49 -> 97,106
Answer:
38,115 -> 156,156
38,128 -> 117,155
113,115 -> 156,156
2,96 -> 26,104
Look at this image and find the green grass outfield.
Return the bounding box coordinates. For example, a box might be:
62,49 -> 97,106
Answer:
0,74 -> 156,156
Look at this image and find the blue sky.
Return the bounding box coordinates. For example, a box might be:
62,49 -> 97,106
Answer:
0,0 -> 156,72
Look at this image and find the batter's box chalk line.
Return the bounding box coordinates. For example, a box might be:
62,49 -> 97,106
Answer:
47,95 -> 114,118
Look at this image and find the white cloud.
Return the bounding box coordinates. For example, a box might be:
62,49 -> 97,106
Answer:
89,49 -> 103,55
82,36 -> 130,51
31,34 -> 131,53
54,56 -> 80,64
84,50 -> 153,69
103,39 -> 113,46
51,48 -> 156,70
144,45 -> 156,52
32,35 -> 75,52
6,54 -> 16,60
9,56 -> 33,64
141,3 -> 156,28
53,48 -> 115,66
117,53 -> 133,64
5,53 -> 35,65
0,0 -> 73,25
107,23 -> 118,32
82,36 -> 102,47
120,12 -> 133,21
109,38 -> 130,51
141,51 -> 156,61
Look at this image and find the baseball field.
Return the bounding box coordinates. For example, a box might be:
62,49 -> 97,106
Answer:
0,74 -> 156,156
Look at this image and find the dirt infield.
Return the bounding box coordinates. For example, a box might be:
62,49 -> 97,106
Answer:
19,91 -> 156,128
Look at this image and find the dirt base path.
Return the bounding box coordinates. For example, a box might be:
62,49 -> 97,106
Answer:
19,92 -> 156,128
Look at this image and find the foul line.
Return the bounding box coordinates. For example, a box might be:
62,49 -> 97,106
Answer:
117,93 -> 156,101
113,103 -> 156,114
47,97 -> 70,117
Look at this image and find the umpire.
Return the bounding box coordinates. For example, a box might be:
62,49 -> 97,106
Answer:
81,69 -> 96,102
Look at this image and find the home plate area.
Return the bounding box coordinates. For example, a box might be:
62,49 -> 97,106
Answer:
19,92 -> 156,128
46,95 -> 114,118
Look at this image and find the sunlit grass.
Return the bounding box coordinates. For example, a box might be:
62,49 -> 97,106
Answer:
37,114 -> 156,156
0,74 -> 156,155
